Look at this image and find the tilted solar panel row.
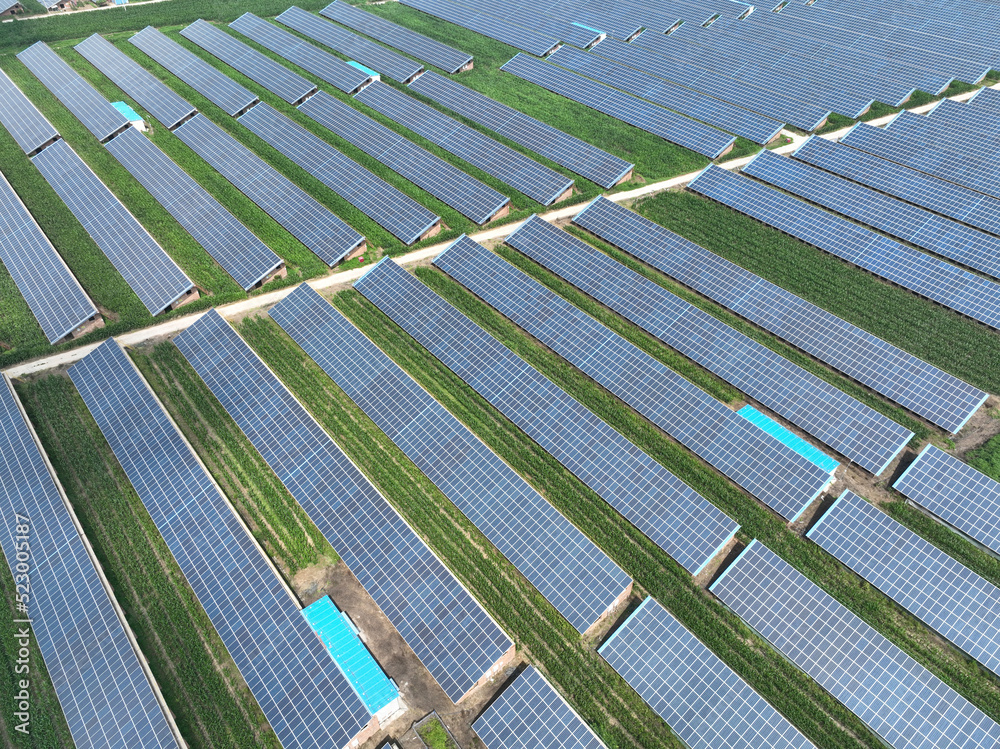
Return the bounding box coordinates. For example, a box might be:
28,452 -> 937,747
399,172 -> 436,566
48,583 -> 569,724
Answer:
433,236 -> 835,520
0,170 -> 97,343
930,98 -> 1000,138
239,102 -> 438,245
270,284 -> 631,634
74,34 -> 196,130
504,215 -> 912,475
32,139 -> 194,316
409,70 -> 634,188
793,136 -> 1000,241
457,0 -> 602,48
17,41 -> 128,142
229,12 -> 371,95
744,150 -> 1000,282
534,0 -> 644,40
180,19 -> 317,105
688,165 -> 1000,331
0,67 -> 59,155
472,667 -> 606,749
886,109 -> 1000,160
174,309 -> 513,703
299,91 -> 508,225
354,258 -> 741,575
548,44 -> 782,145
319,0 -> 473,74
804,0 -> 1000,47
573,196 -> 986,435
500,53 -> 736,159
599,596 -> 815,749
275,6 -> 423,84
809,489 -> 1000,678
175,113 -> 364,266
894,445 -> 1000,557
68,339 -> 372,749
401,0 -> 560,56
355,80 -> 573,205
0,377 -> 179,749
129,26 -> 258,116
970,86 -> 1000,113
105,127 -> 283,291
712,541 -> 1000,749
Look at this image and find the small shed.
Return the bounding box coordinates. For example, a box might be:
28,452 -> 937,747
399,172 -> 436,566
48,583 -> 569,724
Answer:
111,101 -> 146,132
0,1 -> 23,16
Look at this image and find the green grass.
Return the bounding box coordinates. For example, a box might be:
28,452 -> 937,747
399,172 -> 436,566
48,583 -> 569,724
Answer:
418,717 -> 458,749
968,430 -> 1000,481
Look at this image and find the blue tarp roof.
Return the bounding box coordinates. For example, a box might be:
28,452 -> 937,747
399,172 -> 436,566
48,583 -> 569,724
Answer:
111,101 -> 142,122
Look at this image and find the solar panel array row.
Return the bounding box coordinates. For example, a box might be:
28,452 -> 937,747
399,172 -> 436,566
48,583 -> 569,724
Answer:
886,110 -> 1000,161
270,284 -> 630,634
573,196 -> 986,435
711,541 -> 1000,749
355,80 -> 573,205
549,44 -> 783,146
129,26 -> 258,117
239,101 -> 438,245
509,0 -> 643,41
792,136 -> 1000,241
0,67 -> 58,155
354,258 -> 740,576
894,445 -> 1000,557
105,127 -> 283,291
470,0 -> 603,47
688,165 -> 1000,331
32,139 -> 193,316
298,91 -> 508,225
809,489 -> 1000,677
17,41 -> 128,142
500,53 -> 736,159
971,86 -> 1000,113
472,667 -> 606,749
744,150 -> 1000,282
0,377 -> 179,749
319,0 -> 473,74
401,0 -> 559,56
228,12 -> 371,95
174,309 -> 512,702
75,34 -> 196,130
505,216 -> 911,475
275,6 -> 423,84
599,597 -> 815,749
180,19 -> 316,105
0,170 -> 97,343
68,339 -> 372,749
409,70 -> 634,189
175,113 -> 364,266
929,98 -> 1000,139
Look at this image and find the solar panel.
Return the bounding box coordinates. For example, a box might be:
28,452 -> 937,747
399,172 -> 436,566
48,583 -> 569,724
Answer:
688,165 -> 1000,332
0,169 -> 97,344
401,0 -> 560,56
792,136 -> 1000,241
0,67 -> 59,155
455,0 -> 602,47
409,71 -> 634,188
599,597 -> 815,749
174,113 -> 364,266
808,489 -> 1000,678
929,98 -> 1000,139
548,45 -> 783,146
173,309 -> 513,702
274,6 -> 423,84
573,196 -> 986,436
886,109 -> 1000,159
228,12 -> 371,95
129,26 -> 258,117
74,34 -> 196,130
744,150 -> 1000,282
238,101 -> 438,245
180,19 -> 317,105
67,339 -> 372,749
355,81 -> 573,205
472,667 -> 606,749
894,445 -> 1000,557
504,215 -> 912,475
16,41 -> 128,142
298,90 -> 509,225
0,376 -> 179,749
354,257 -> 741,574
104,127 -> 283,291
270,284 -> 631,634
500,53 -> 736,160
32,139 -> 193,316
710,541 -> 1000,749
319,1 -> 473,74
970,86 -> 1000,113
